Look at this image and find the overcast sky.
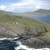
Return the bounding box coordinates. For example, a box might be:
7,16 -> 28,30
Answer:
0,0 -> 50,13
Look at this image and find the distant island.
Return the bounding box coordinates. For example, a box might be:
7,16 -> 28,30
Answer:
17,9 -> 50,16
26,9 -> 50,16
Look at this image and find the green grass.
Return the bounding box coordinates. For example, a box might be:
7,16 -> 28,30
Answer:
0,14 -> 50,29
0,13 -> 50,44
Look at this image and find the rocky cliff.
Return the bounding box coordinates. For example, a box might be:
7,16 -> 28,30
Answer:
0,11 -> 50,48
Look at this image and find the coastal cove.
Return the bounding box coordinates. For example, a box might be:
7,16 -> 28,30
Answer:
0,10 -> 50,50
0,38 -> 50,50
28,16 -> 50,24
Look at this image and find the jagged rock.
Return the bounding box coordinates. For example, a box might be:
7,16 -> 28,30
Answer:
0,24 -> 17,38
18,26 -> 48,37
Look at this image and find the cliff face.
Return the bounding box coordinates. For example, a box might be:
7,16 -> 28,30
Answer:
0,24 -> 48,38
0,23 -> 49,48
18,26 -> 48,37
18,26 -> 50,48
0,24 -> 17,38
0,10 -> 50,48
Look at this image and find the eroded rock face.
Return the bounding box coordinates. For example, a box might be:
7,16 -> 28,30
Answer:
21,39 -> 50,48
0,24 -> 49,48
17,26 -> 49,48
0,24 -> 17,38
18,26 -> 48,37
0,23 -> 48,38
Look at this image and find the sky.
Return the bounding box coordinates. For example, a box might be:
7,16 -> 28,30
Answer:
0,0 -> 50,13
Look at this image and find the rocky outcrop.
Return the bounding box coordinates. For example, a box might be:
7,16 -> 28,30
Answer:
18,26 -> 48,37
21,38 -> 50,48
0,24 -> 49,48
0,24 -> 17,38
17,26 -> 49,48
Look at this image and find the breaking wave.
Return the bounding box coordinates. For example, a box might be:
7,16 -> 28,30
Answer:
0,38 -> 50,50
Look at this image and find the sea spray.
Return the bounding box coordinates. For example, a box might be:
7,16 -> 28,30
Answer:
0,38 -> 50,50
15,41 -> 50,50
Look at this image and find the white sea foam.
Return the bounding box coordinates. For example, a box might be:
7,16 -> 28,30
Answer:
0,37 -> 18,40
0,38 -> 7,40
15,41 -> 50,50
0,38 -> 50,50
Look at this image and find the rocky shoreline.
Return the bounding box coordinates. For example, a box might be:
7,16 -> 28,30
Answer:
0,24 -> 50,48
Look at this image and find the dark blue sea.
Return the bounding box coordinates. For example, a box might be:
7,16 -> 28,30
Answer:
29,16 -> 50,24
0,38 -> 50,50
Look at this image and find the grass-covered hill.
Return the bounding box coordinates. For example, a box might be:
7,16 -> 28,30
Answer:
19,9 -> 50,16
0,10 -> 50,48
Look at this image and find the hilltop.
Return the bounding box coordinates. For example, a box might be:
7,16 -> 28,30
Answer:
26,9 -> 50,16
0,10 -> 50,48
17,9 -> 50,16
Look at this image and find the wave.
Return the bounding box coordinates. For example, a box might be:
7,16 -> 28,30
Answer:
0,38 -> 50,50
15,41 -> 50,50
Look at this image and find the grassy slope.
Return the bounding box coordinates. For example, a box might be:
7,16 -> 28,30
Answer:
0,14 -> 50,34
0,14 -> 50,29
0,13 -> 50,47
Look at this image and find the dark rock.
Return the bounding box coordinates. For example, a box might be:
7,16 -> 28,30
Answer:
0,24 -> 17,38
18,26 -> 48,38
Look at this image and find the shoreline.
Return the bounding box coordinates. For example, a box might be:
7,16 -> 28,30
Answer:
0,37 -> 50,49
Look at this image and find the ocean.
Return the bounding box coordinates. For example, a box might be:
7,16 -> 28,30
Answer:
0,38 -> 50,50
29,16 -> 50,24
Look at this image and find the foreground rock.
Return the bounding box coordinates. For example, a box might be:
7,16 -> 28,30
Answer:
0,24 -> 50,48
18,26 -> 48,37
0,24 -> 17,38
17,26 -> 49,48
20,37 -> 50,48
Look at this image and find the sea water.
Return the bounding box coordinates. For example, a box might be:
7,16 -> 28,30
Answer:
29,16 -> 50,24
0,38 -> 50,50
